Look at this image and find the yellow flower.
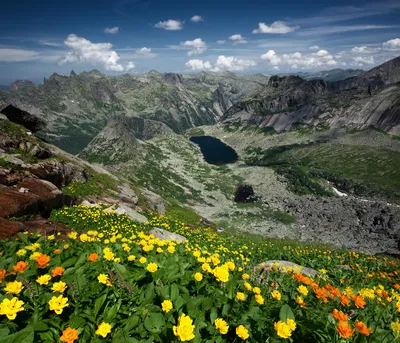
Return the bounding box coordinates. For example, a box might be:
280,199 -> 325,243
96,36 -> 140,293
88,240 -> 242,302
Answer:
226,261 -> 235,271
161,300 -> 173,313
214,318 -> 229,334
16,249 -> 27,257
297,285 -> 309,296
68,232 -> 78,240
236,325 -> 249,340
202,263 -> 212,273
36,274 -> 52,285
0,297 -> 24,320
296,296 -> 306,307
194,272 -> 203,281
139,257 -> 147,264
213,266 -> 229,283
392,320 -> 400,338
271,290 -> 281,301
274,319 -> 296,339
156,247 -> 163,253
319,268 -> 328,274
167,246 -> 175,253
173,313 -> 195,341
96,322 -> 112,338
242,273 -> 250,280
52,281 -> 67,293
48,295 -> 69,314
255,294 -> 264,305
29,252 -> 41,261
128,255 -> 136,261
236,292 -> 246,301
147,262 -> 158,273
103,248 -> 115,261
4,281 -> 24,295
252,286 -> 261,294
97,274 -> 112,287
244,282 -> 252,291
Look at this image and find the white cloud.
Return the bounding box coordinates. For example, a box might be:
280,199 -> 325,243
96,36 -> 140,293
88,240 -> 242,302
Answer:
214,56 -> 256,71
298,25 -> 397,36
185,56 -> 256,72
352,56 -> 375,65
217,40 -> 226,44
382,38 -> 400,51
104,27 -> 119,34
180,38 -> 207,56
59,34 -> 125,71
261,49 -> 338,69
228,34 -> 247,44
125,61 -> 135,71
252,21 -> 299,34
185,59 -> 212,71
309,45 -> 320,50
190,15 -> 203,23
39,40 -> 62,47
351,46 -> 381,53
0,48 -> 40,62
136,47 -> 152,55
260,50 -> 281,66
154,19 -> 183,31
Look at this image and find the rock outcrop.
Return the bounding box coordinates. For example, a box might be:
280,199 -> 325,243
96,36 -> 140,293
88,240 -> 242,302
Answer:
0,104 -> 46,132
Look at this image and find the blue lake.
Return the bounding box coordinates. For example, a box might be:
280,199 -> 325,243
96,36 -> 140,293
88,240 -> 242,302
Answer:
189,136 -> 238,165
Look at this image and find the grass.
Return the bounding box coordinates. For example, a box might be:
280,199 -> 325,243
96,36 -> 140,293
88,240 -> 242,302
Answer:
165,199 -> 202,226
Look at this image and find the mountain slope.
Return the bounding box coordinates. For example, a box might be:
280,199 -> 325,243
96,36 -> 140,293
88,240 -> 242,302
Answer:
221,56 -> 400,135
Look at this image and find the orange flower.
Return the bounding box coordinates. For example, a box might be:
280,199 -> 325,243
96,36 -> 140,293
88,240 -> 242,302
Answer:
36,254 -> 50,269
355,320 -> 372,336
394,284 -> 400,289
54,249 -> 62,255
52,267 -> 65,277
315,287 -> 328,303
88,253 -> 99,262
338,294 -> 350,306
352,295 -> 366,309
0,269 -> 6,282
13,261 -> 28,273
60,327 -> 79,343
336,322 -> 354,339
332,309 -> 349,322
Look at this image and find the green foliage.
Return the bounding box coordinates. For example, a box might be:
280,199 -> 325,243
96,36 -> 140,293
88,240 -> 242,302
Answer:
62,173 -> 118,199
165,200 -> 202,226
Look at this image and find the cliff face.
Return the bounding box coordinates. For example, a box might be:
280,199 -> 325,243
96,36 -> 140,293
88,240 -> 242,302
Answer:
221,56 -> 400,135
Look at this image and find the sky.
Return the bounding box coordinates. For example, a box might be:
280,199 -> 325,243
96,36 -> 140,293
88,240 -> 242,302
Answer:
1,0 -> 400,84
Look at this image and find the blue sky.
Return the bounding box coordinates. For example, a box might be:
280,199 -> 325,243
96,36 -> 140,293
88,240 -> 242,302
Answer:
1,0 -> 400,84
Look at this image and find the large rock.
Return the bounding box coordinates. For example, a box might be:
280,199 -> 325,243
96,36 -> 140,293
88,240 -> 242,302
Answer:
0,217 -> 26,239
259,260 -> 322,277
0,178 -> 72,218
142,189 -> 167,214
115,183 -> 138,204
0,104 -> 46,132
147,227 -> 186,242
114,203 -> 148,223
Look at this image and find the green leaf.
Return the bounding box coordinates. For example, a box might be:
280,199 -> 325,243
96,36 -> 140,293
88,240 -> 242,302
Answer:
279,304 -> 295,322
144,313 -> 165,333
170,284 -> 179,301
104,300 -> 122,322
210,308 -> 218,324
94,294 -> 108,319
144,283 -> 155,303
0,327 -> 34,343
124,315 -> 140,332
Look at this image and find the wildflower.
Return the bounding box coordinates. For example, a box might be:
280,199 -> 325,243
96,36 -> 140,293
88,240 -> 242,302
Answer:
255,294 -> 264,305
271,290 -> 281,301
213,266 -> 229,283
13,261 -> 28,273
202,263 -> 212,273
103,248 -> 115,261
68,232 -> 77,240
214,318 -> 229,334
97,274 -> 112,287
352,295 -> 366,309
296,296 -> 306,307
54,249 -> 62,254
52,281 -> 67,293
0,297 -> 24,320
156,247 -> 163,253
242,273 -> 250,280
48,295 -> 69,314
355,320 -> 372,336
194,272 -> 203,281
96,322 -> 112,338
161,300 -> 173,313
332,309 -> 349,322
173,313 -> 195,341
336,322 -> 354,339
167,246 -> 175,253
88,253 -> 99,262
52,266 -> 65,277
236,292 -> 246,301
338,294 -> 350,306
36,274 -> 52,285
252,286 -> 261,294
315,287 -> 328,303
29,252 -> 41,261
319,268 -> 328,274
236,325 -> 249,340
36,254 -> 50,268
60,327 -> 79,343
128,255 -> 136,261
139,257 -> 147,264
226,261 -> 235,271
297,285 -> 308,296
274,320 -> 295,339
0,269 -> 6,283
391,320 -> 400,338
4,281 -> 24,295
147,262 -> 158,273
16,249 -> 27,257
